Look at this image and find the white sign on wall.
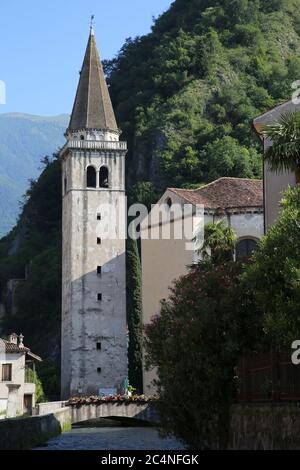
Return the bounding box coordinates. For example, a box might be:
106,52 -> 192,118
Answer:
99,388 -> 117,397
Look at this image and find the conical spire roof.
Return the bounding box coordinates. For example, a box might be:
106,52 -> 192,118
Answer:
68,28 -> 118,132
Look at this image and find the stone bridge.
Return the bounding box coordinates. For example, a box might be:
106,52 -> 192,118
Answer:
0,401 -> 158,450
37,400 -> 158,425
70,402 -> 158,424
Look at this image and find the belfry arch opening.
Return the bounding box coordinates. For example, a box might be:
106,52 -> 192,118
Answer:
87,166 -> 96,188
99,166 -> 109,188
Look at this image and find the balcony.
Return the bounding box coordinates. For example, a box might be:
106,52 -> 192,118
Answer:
25,366 -> 35,383
24,366 -> 35,394
24,382 -> 35,394
61,140 -> 127,153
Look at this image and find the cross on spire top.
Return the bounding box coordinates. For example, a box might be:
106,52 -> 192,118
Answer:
90,15 -> 95,35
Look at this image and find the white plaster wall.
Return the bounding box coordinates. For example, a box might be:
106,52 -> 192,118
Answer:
207,212 -> 264,241
230,213 -> 264,241
0,399 -> 6,414
0,353 -> 25,415
263,140 -> 295,229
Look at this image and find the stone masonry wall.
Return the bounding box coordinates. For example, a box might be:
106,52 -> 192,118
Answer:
230,403 -> 300,450
0,407 -> 71,450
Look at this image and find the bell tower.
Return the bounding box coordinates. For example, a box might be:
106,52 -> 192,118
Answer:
60,25 -> 128,398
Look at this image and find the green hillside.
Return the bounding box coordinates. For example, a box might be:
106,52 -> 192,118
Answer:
1,0 -> 300,395
0,113 -> 68,237
107,0 -> 300,191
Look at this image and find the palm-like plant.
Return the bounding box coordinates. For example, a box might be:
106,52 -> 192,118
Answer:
198,220 -> 236,264
262,111 -> 300,184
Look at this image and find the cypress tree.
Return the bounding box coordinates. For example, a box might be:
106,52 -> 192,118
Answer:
126,226 -> 143,393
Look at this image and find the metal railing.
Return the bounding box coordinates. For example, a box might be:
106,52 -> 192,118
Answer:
63,140 -> 127,151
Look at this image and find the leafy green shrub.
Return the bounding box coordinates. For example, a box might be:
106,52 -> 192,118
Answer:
144,261 -> 255,449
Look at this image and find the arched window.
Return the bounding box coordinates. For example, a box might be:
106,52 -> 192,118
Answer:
165,197 -> 172,208
99,166 -> 109,188
86,166 -> 96,188
236,238 -> 258,261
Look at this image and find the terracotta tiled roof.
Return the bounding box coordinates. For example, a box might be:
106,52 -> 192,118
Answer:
68,30 -> 118,132
1,339 -> 29,354
0,339 -> 42,361
168,177 -> 263,210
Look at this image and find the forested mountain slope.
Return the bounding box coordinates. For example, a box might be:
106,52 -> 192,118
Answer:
106,0 -> 300,192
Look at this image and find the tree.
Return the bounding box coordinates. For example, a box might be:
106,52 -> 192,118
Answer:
262,111 -> 300,184
0,156 -> 62,398
128,181 -> 159,210
206,133 -> 262,182
199,220 -> 236,264
25,368 -> 45,404
126,228 -> 143,393
242,185 -> 300,348
144,261 -> 254,449
106,0 -> 300,189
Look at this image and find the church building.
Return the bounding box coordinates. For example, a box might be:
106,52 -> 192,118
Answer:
141,177 -> 264,393
60,26 -> 128,398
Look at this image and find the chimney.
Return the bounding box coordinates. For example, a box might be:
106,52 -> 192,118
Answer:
19,333 -> 24,349
9,333 -> 18,344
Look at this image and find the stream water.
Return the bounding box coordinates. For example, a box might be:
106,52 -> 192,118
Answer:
35,426 -> 185,450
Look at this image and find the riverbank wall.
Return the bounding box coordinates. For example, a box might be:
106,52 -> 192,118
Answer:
230,403 -> 300,450
1,402 -> 300,450
0,407 -> 71,450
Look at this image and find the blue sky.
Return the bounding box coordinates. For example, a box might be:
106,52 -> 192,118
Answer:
0,0 -> 173,116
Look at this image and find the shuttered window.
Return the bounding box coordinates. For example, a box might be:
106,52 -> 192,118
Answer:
2,364 -> 12,381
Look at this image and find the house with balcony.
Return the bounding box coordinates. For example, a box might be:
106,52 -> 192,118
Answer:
0,333 -> 42,418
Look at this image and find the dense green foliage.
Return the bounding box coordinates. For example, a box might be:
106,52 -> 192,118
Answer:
262,111 -> 300,181
25,368 -> 46,404
144,220 -> 250,448
107,0 -> 300,194
0,156 -> 62,397
243,186 -> 300,348
145,187 -> 300,448
145,261 -> 255,449
198,220 -> 236,263
126,228 -> 143,393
